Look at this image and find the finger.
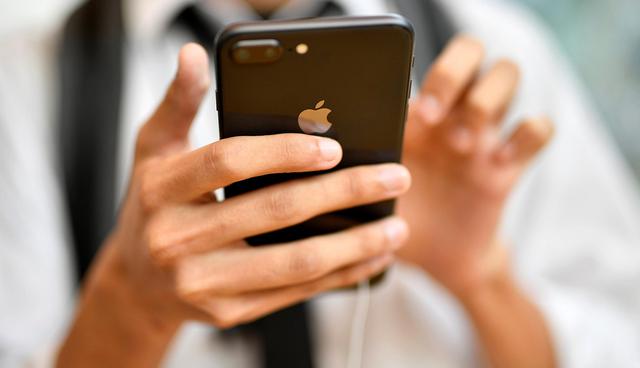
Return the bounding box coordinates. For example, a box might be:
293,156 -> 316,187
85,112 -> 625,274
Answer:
141,134 -> 342,206
198,253 -> 394,328
463,59 -> 520,129
174,217 -> 408,296
418,35 -> 484,124
495,117 -> 554,166
136,43 -> 210,160
147,164 -> 411,263
403,99 -> 432,149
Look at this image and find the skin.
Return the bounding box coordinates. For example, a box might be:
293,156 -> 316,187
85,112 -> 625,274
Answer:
398,36 -> 556,368
57,44 -> 411,367
241,0 -> 291,13
58,1 -> 556,367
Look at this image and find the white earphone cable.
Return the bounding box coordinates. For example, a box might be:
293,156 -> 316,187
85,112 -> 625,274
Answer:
346,280 -> 371,368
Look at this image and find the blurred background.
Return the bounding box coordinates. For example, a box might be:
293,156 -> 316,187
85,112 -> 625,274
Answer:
518,0 -> 640,178
2,0 -> 639,179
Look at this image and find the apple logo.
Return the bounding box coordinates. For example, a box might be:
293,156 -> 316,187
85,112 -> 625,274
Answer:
298,100 -> 333,134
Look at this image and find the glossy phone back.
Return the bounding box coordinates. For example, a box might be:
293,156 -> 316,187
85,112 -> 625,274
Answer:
216,15 -> 414,246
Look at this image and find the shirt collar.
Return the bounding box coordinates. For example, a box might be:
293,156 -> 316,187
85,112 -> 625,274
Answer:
125,0 -> 392,42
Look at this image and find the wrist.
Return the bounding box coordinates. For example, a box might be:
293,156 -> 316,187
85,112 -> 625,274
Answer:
90,239 -> 183,334
450,248 -> 556,368
423,239 -> 512,301
57,237 -> 181,368
456,260 -> 520,313
451,241 -> 514,304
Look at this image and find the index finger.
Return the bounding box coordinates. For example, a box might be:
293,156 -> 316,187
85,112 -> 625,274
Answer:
141,134 -> 343,206
418,35 -> 484,124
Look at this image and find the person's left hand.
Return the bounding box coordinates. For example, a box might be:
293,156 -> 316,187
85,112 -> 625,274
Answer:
397,36 -> 554,298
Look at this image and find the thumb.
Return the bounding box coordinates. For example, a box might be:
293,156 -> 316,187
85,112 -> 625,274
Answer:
136,43 -> 210,161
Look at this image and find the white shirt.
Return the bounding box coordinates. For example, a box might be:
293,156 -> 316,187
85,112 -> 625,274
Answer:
1,0 -> 640,367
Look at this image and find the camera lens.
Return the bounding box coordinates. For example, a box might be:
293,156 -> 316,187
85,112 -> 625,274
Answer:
235,48 -> 251,62
232,39 -> 282,64
264,48 -> 276,59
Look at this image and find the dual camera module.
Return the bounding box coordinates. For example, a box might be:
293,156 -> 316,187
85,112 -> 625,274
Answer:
232,39 -> 308,64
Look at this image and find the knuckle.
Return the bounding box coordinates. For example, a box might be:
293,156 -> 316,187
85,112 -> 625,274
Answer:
209,209 -> 231,237
204,141 -> 234,179
175,281 -> 200,304
287,246 -> 323,280
137,165 -> 162,213
144,220 -> 174,265
174,265 -> 209,303
278,136 -> 307,165
464,93 -> 492,121
173,266 -> 191,300
262,188 -> 301,221
342,169 -> 369,199
145,213 -> 193,266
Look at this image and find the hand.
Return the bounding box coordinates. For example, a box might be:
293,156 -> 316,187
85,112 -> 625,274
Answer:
112,43 -> 412,327
58,44 -> 411,367
397,36 -> 554,297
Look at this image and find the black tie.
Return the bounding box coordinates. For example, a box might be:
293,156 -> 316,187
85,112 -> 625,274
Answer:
59,0 -> 124,280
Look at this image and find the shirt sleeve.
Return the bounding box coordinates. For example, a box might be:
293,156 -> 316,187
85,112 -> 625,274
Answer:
480,5 -> 640,367
0,31 -> 75,367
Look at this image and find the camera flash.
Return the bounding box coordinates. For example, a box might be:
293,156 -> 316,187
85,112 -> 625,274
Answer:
296,43 -> 309,54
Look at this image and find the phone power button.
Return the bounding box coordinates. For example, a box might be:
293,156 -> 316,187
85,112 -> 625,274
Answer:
215,89 -> 220,111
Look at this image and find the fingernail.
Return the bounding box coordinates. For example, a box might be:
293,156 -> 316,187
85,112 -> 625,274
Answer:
318,139 -> 342,161
420,94 -> 442,124
383,218 -> 408,249
377,165 -> 410,193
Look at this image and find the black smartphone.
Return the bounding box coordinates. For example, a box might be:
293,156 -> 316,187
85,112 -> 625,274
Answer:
215,15 -> 414,249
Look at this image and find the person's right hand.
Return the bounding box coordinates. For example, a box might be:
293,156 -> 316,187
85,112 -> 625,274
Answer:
93,43 -> 411,331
